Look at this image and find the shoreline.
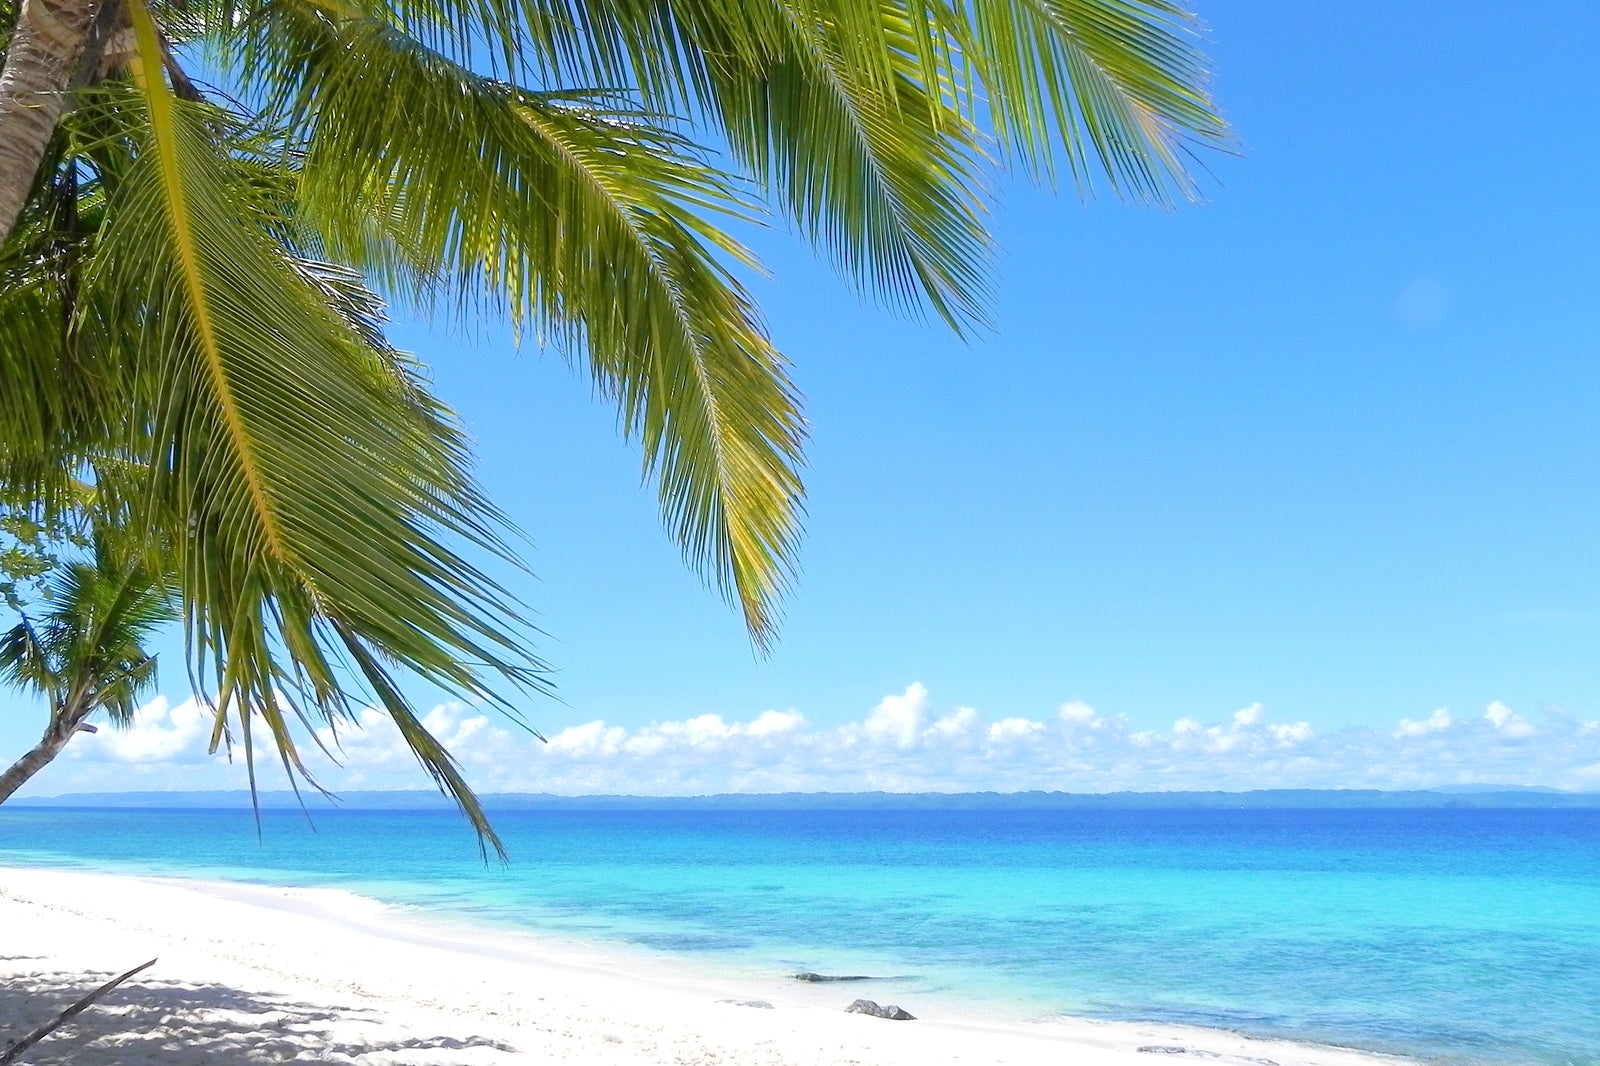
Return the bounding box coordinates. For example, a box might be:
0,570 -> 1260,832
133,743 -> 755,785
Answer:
0,863 -> 1419,1066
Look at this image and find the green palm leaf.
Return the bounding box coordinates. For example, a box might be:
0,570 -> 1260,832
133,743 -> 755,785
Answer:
0,532 -> 173,805
0,540 -> 170,721
321,0 -> 1224,318
249,8 -> 805,642
707,4 -> 994,330
940,0 -> 1229,196
0,156 -> 120,512
90,1 -> 545,845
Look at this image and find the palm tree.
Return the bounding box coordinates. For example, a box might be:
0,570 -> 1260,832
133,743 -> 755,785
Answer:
0,537 -> 173,804
0,0 -> 1229,841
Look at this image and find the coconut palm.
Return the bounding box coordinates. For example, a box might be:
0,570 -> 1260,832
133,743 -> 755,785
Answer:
0,536 -> 173,804
0,0 -> 1228,840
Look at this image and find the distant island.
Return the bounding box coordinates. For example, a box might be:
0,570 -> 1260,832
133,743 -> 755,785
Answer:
10,786 -> 1599,810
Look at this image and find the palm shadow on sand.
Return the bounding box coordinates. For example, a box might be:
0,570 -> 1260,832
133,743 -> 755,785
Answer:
0,958 -> 516,1064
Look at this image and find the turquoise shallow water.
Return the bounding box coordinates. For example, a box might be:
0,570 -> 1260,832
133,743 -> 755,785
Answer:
1,805 -> 1596,1066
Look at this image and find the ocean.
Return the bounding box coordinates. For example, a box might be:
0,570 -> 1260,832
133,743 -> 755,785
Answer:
1,804 -> 1595,1066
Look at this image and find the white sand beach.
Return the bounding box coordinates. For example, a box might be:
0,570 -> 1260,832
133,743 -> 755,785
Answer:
1,865 -> 1410,1066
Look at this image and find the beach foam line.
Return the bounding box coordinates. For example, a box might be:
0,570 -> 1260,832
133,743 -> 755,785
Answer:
0,864 -> 1417,1066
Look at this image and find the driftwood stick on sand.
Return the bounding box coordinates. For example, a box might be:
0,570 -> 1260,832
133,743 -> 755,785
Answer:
1,957 -> 157,1065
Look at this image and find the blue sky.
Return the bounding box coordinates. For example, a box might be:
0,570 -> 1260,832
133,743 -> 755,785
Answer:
9,1 -> 1600,795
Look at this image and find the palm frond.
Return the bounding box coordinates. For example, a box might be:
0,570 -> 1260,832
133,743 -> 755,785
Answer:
211,0 -> 1226,641
254,9 -> 806,642
308,0 -> 1223,321
936,0 -> 1230,198
0,152 -> 124,512
708,4 -> 994,330
89,6 -> 545,830
49,537 -> 173,724
0,531 -> 171,725
0,615 -> 53,697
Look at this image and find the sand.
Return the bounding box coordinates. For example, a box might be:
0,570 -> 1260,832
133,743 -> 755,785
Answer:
0,864 -> 1412,1066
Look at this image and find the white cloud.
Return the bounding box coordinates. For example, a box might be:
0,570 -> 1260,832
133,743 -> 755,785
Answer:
83,697 -> 213,763
548,720 -> 627,756
1271,721 -> 1315,746
1059,701 -> 1098,726
1484,701 -> 1537,739
986,717 -> 1044,744
1163,704 -> 1312,756
16,686 -> 1600,799
1397,706 -> 1453,737
746,710 -> 805,737
924,706 -> 979,741
1055,701 -> 1128,749
859,683 -> 931,749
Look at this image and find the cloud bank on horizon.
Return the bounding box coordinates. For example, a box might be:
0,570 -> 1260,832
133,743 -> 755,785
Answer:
20,684 -> 1600,798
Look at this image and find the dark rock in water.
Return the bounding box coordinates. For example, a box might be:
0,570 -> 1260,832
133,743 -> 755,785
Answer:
793,972 -> 875,982
845,999 -> 915,1021
718,998 -> 774,1009
1137,1047 -> 1188,1055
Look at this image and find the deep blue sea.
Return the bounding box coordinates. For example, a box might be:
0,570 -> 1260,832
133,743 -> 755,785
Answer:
2,805 -> 1596,1066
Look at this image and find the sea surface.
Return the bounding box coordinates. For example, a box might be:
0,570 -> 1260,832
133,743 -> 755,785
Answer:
1,804 -> 1595,1066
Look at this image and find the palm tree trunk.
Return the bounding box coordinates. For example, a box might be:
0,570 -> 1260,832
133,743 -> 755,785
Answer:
0,710 -> 86,804
0,0 -> 100,245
